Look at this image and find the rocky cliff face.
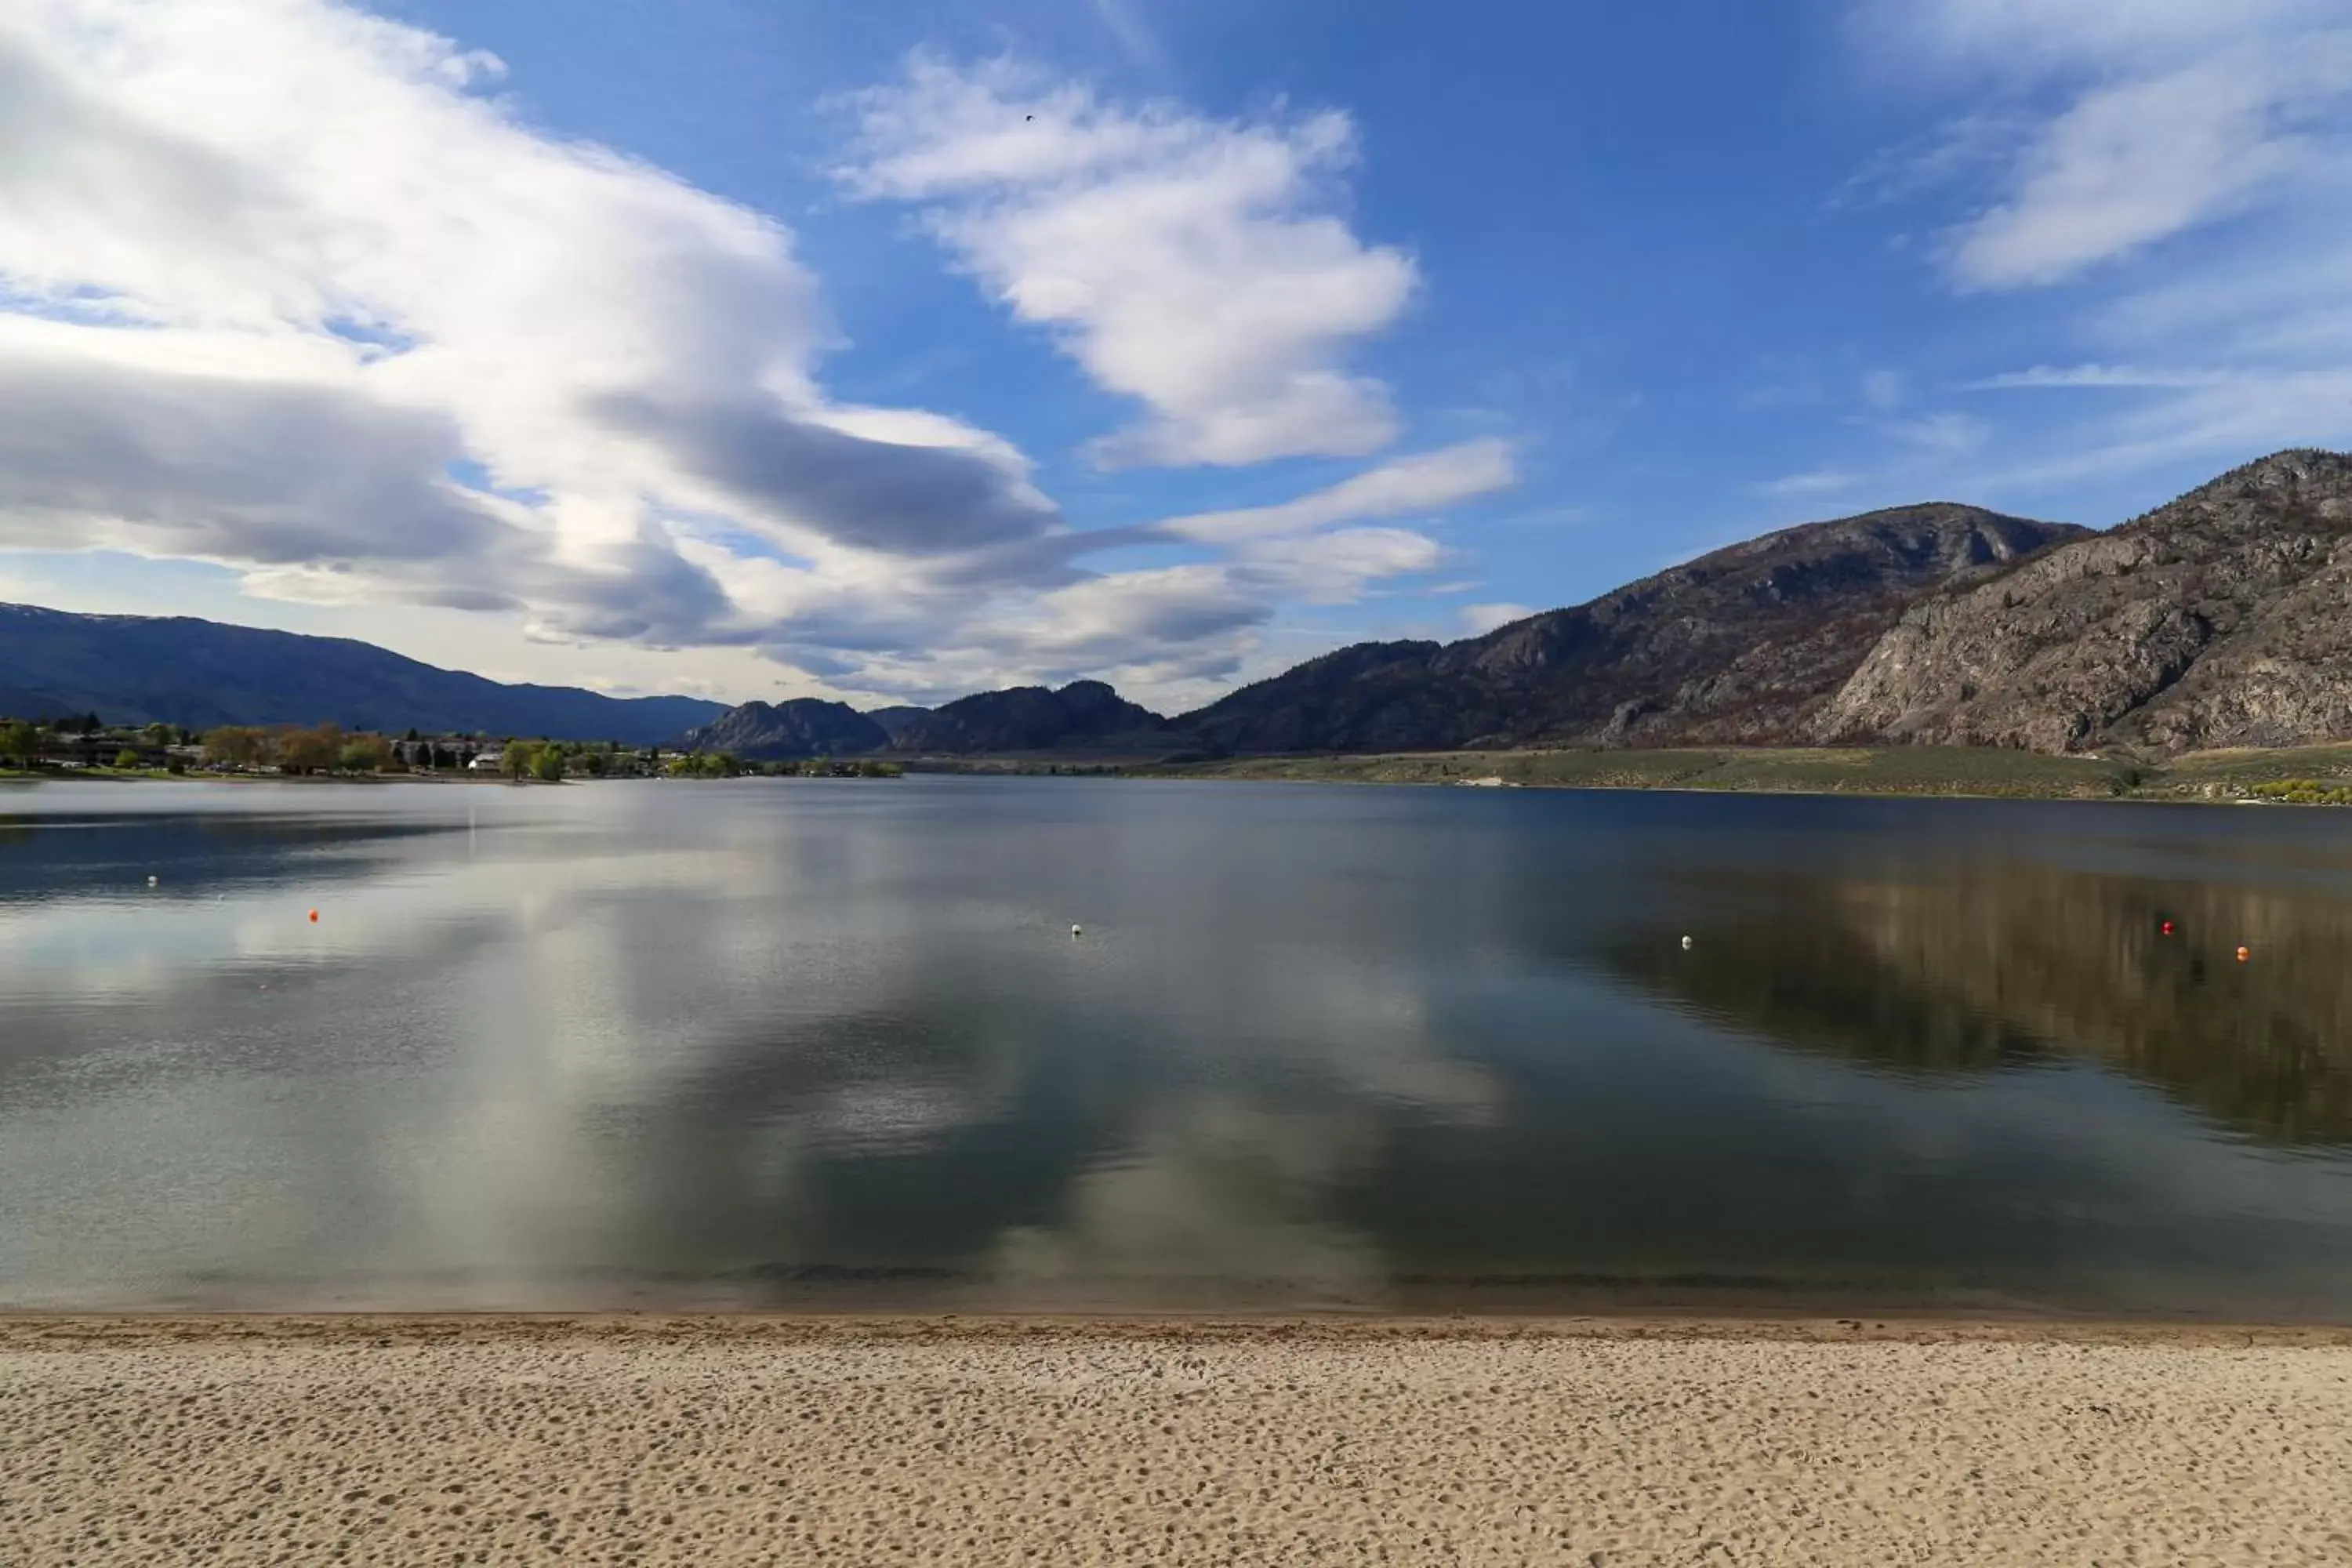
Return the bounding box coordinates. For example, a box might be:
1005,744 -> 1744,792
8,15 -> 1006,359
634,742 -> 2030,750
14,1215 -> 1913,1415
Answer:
1184,504 -> 2085,753
889,680 -> 1171,753
682,699 -> 889,759
1818,451 -> 2352,754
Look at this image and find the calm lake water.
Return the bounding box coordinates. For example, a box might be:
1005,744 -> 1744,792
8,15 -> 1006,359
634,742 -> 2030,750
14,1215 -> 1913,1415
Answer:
4,776 -> 2351,1319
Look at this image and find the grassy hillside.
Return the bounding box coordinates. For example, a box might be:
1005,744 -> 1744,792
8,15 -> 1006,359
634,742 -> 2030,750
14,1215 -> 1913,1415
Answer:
1135,742 -> 2352,803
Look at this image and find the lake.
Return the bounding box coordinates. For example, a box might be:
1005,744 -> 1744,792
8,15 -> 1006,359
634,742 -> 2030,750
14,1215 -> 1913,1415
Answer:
4,775 -> 2351,1319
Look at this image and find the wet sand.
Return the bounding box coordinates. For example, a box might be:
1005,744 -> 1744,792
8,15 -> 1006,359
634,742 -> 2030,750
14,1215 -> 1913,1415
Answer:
5,1316 -> 2351,1566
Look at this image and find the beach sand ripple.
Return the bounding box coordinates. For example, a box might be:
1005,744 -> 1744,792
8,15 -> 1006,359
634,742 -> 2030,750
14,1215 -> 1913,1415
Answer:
4,1317 -> 2350,1566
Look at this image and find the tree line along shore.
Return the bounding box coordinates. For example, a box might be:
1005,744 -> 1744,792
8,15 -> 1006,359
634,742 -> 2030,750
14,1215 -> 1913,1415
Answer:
9,710 -> 2352,804
0,716 -> 901,782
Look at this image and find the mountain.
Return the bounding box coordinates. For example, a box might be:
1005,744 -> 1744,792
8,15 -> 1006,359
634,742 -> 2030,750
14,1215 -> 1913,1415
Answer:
21,451 -> 2343,761
0,603 -> 726,742
889,680 -> 1171,753
1819,451 -> 2352,754
866,706 -> 932,741
1180,504 -> 2088,753
680,699 -> 890,760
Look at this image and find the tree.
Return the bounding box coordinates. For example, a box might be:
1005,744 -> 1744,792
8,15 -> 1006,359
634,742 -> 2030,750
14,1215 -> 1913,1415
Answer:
2,720 -> 36,768
532,745 -> 566,782
78,712 -> 102,735
275,723 -> 343,775
501,742 -> 536,780
201,726 -> 271,769
112,749 -> 141,771
337,742 -> 382,774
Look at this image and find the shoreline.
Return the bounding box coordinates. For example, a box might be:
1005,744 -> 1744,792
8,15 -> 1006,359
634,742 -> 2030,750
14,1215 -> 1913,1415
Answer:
10,1309 -> 2352,1346
10,1312 -> 2350,1566
16,737 -> 2352,808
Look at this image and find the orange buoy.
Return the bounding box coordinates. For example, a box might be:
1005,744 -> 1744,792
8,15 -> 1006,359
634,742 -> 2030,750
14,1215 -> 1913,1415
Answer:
308,909 -> 319,924
2235,945 -> 2250,962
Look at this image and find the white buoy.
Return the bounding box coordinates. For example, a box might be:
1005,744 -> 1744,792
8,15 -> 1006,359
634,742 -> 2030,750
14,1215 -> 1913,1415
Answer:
1071,924 -> 1083,938
1680,935 -> 1693,950
147,875 -> 159,887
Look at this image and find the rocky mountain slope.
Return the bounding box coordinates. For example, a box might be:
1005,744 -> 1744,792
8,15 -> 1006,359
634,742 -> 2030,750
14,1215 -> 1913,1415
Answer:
681,699 -> 891,760
1818,451 -> 2352,753
866,706 -> 932,741
1182,504 -> 2085,753
888,681 -> 1171,754
0,603 -> 725,742
32,452 -> 2346,762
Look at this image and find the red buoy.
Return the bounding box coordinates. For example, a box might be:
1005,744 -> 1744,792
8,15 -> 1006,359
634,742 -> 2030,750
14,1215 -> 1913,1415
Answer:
307,909 -> 319,924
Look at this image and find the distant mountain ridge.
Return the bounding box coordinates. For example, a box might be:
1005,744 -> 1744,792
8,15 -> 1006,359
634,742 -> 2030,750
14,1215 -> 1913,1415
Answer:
887,680 -> 1171,754
21,451 -> 2351,761
681,699 -> 889,760
1178,503 -> 2087,753
0,604 -> 726,743
848,455 -> 2352,760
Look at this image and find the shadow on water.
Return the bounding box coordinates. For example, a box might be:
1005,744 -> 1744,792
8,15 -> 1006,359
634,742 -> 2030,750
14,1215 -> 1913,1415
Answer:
1604,861 -> 2352,1147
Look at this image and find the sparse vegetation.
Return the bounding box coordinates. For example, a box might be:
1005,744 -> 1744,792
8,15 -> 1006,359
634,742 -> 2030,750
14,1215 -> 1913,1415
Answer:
768,757 -> 902,778
2246,779 -> 2352,805
1138,746 -> 2141,799
1133,741 -> 2352,805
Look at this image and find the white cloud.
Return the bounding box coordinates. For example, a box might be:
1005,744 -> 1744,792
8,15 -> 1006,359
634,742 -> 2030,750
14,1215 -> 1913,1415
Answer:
1458,601 -> 1533,636
1966,365 -> 2245,391
1235,525 -> 1446,604
1083,0 -> 1167,71
1885,411 -> 1988,456
1160,438 -> 1513,543
842,56 -> 1417,468
1857,0 -> 2342,75
1947,44 -> 2352,289
0,2 -> 1467,715
1755,469 -> 1861,499
1956,367 -> 2352,492
0,2 -> 1064,635
1830,0 -> 2352,495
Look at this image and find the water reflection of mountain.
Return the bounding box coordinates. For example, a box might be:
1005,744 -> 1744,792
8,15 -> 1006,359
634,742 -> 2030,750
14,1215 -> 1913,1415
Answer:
1608,865 -> 2352,1145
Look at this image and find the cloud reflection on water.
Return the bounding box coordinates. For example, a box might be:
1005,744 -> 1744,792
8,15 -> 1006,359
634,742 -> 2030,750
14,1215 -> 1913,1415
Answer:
3,780 -> 2352,1316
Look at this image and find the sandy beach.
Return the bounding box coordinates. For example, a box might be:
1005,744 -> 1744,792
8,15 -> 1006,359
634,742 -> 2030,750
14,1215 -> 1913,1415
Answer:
5,1317 -> 2350,1566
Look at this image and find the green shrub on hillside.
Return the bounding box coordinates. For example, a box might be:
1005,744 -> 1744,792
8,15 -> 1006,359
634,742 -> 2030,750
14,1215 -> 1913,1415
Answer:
2249,779 -> 2352,805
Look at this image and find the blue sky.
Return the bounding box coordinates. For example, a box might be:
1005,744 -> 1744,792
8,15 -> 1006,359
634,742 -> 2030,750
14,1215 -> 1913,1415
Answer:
2,0 -> 2348,710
